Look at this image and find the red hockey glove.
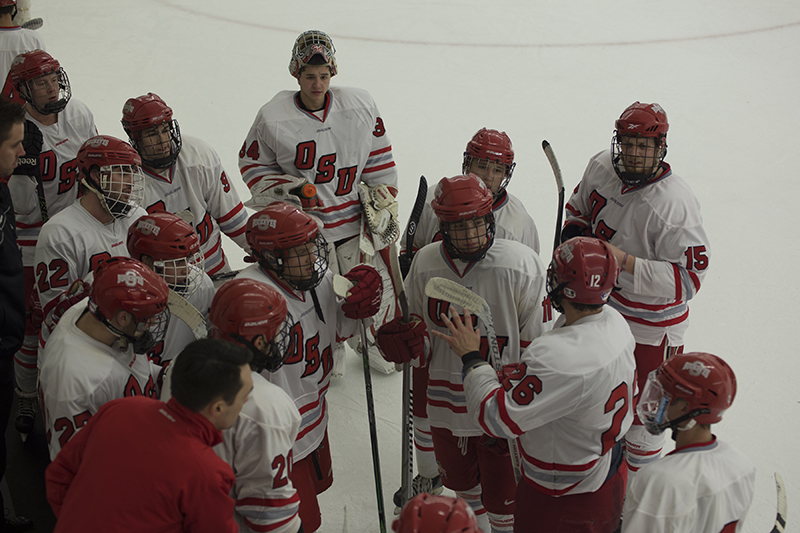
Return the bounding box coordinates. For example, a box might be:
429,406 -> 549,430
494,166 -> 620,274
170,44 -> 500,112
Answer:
341,264 -> 383,319
376,315 -> 428,364
51,279 -> 92,327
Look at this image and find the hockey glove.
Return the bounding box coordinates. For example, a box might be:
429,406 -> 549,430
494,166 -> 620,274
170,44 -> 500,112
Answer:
341,264 -> 383,319
15,120 -> 43,178
359,183 -> 399,251
51,279 -> 92,327
376,315 -> 428,364
560,216 -> 592,243
244,175 -> 324,211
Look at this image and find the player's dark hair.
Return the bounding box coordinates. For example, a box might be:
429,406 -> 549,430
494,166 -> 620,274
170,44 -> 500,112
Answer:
170,338 -> 252,412
297,54 -> 331,76
0,5 -> 16,16
0,97 -> 26,144
570,301 -> 603,313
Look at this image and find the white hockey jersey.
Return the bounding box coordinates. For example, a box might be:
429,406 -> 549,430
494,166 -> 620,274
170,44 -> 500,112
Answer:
8,99 -> 97,265
238,87 -> 398,243
565,150 -> 710,346
407,186 -> 540,256
622,438 -> 756,533
215,372 -> 302,533
406,239 -> 553,435
463,307 -> 636,496
142,135 -> 248,276
33,199 -> 146,347
39,299 -> 162,460
145,273 -> 214,367
235,265 -> 358,460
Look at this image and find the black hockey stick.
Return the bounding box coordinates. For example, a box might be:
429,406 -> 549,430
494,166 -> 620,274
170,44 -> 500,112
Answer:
542,140 -> 564,255
771,472 -> 787,533
209,269 -> 241,282
399,176 -> 428,279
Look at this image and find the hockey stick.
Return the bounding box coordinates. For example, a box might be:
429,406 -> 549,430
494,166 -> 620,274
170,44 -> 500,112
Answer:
209,269 -> 240,283
542,140 -> 565,255
423,277 -> 523,483
399,176 -> 428,279
333,275 -> 387,533
167,289 -> 206,339
771,472 -> 787,533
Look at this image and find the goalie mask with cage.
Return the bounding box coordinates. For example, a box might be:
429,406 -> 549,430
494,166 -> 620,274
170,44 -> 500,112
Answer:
638,352 -> 736,436
431,174 -> 495,262
127,211 -> 204,296
246,202 -> 329,291
209,279 -> 296,373
462,128 -> 515,198
612,102 -> 669,187
77,135 -> 144,219
9,49 -> 71,115
88,257 -> 170,354
546,237 -> 620,313
121,93 -> 182,170
289,30 -> 337,78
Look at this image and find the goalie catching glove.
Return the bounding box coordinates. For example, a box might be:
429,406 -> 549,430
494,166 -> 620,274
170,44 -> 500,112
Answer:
376,315 -> 428,364
359,183 -> 399,251
244,175 -> 323,211
341,264 -> 383,319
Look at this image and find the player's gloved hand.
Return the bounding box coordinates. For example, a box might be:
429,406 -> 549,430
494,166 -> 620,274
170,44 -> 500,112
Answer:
478,434 -> 509,457
244,175 -> 323,211
560,216 -> 592,243
341,264 -> 383,319
51,279 -> 92,327
14,120 -> 43,178
399,249 -> 414,279
376,314 -> 428,364
359,183 -> 399,251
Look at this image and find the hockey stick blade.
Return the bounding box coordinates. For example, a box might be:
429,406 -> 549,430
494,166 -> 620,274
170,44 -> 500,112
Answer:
542,140 -> 565,255
209,269 -> 240,283
167,290 -> 206,339
771,472 -> 787,533
400,176 -> 428,279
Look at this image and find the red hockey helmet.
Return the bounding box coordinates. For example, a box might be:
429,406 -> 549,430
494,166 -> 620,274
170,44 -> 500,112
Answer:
121,93 -> 182,169
431,175 -> 495,261
88,257 -> 170,353
127,211 -> 204,296
246,202 -> 329,291
462,128 -> 515,196
209,279 -> 296,372
8,50 -> 71,115
289,30 -> 337,78
612,102 -> 669,186
77,135 -> 144,219
393,494 -> 480,533
638,352 -> 736,435
547,237 -> 620,312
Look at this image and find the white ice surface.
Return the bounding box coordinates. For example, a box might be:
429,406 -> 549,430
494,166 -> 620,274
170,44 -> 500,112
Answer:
35,1 -> 799,531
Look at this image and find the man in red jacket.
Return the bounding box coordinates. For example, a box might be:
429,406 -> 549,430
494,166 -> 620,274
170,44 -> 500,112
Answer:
45,338 -> 253,533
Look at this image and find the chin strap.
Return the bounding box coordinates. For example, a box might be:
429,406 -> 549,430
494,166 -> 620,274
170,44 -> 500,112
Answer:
663,407 -> 710,435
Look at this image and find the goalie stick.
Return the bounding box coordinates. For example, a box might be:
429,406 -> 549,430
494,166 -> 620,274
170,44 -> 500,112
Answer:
423,277 -> 522,483
542,140 -> 565,255
333,275 -> 387,533
771,472 -> 787,533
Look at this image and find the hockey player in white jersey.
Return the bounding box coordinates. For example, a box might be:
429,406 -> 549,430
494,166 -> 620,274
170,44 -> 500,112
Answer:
0,1 -> 45,102
563,102 -> 711,474
208,278 -> 303,533
127,210 -> 214,366
39,257 -> 169,460
121,92 -> 249,276
237,201 -> 383,532
378,174 -> 552,533
396,128 -> 542,508
434,237 -> 636,532
5,49 -> 97,437
239,30 -> 400,376
623,352 -> 755,532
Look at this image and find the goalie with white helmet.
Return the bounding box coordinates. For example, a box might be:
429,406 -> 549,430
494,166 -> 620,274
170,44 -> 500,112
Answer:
623,353 -> 756,533
39,257 -> 169,460
563,101 -> 711,475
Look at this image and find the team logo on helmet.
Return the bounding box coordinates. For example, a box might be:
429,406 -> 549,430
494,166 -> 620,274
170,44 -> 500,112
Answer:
651,103 -> 665,115
252,215 -> 278,230
117,270 -> 145,288
86,137 -> 110,148
682,360 -> 711,379
136,218 -> 161,236
11,56 -> 24,67
122,102 -> 135,115
559,242 -> 575,263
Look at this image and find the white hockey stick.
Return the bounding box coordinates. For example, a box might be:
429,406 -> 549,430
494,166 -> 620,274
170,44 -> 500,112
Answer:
424,277 -> 522,483
771,472 -> 787,533
167,290 -> 206,340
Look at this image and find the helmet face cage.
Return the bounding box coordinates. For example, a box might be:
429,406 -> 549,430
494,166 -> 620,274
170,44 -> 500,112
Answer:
440,212 -> 495,262
611,131 -> 667,186
153,250 -> 204,296
289,30 -> 337,77
94,164 -> 145,219
128,120 -> 182,170
546,260 -> 568,314
637,370 -> 674,435
462,154 -> 515,197
21,67 -> 71,115
261,232 -> 329,291
260,311 -> 297,372
130,306 -> 170,354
